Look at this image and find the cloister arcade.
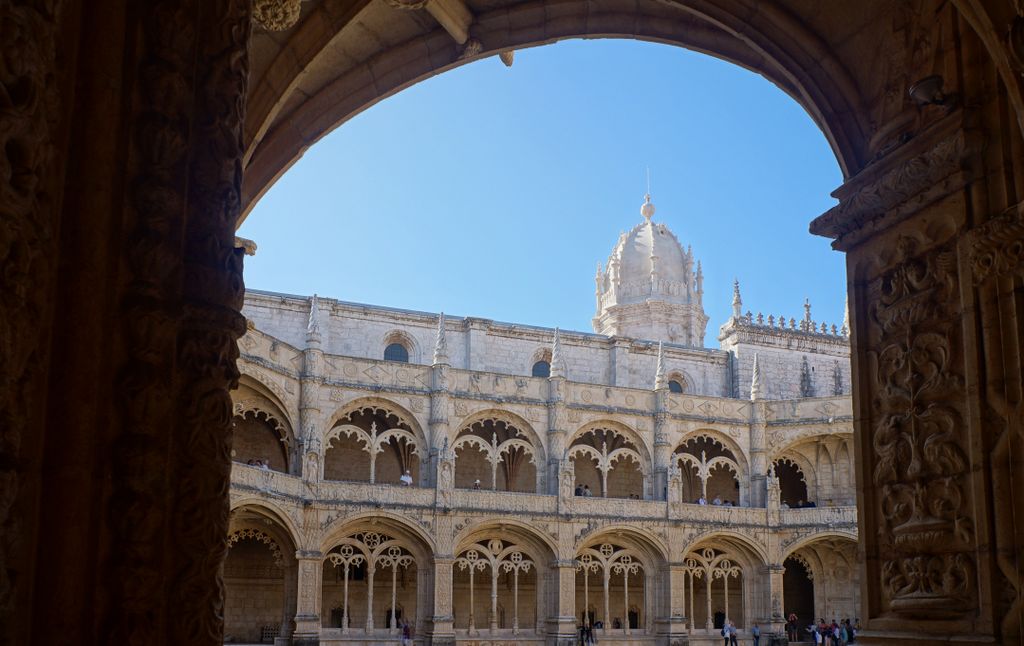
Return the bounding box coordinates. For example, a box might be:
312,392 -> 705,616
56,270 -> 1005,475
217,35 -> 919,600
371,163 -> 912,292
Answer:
672,435 -> 743,505
323,404 -> 424,485
568,424 -> 649,499
453,413 -> 541,493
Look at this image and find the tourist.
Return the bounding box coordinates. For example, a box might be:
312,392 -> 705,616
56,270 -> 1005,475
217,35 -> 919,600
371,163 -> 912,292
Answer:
400,469 -> 413,486
796,499 -> 805,508
583,484 -> 593,497
780,501 -> 790,509
751,622 -> 761,646
473,479 -> 481,490
401,620 -> 412,646
697,496 -> 707,505
712,495 -> 722,505
575,484 -> 583,496
728,620 -> 738,646
786,612 -> 798,641
260,458 -> 270,471
246,458 -> 256,466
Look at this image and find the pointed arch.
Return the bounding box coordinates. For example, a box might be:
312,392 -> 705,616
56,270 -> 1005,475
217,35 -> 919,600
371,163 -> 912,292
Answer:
323,397 -> 428,485
452,409 -> 544,493
229,498 -> 303,552
568,420 -> 651,499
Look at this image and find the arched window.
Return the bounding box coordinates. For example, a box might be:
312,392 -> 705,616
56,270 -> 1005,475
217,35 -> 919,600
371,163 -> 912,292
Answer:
384,342 -> 409,363
531,360 -> 551,378
668,380 -> 684,393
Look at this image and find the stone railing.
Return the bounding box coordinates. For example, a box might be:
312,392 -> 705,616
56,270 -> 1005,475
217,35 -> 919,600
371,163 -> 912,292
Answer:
777,505 -> 857,527
229,463 -> 857,530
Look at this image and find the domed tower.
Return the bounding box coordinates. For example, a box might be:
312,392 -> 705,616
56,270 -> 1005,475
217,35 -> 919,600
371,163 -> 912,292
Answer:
592,194 -> 709,346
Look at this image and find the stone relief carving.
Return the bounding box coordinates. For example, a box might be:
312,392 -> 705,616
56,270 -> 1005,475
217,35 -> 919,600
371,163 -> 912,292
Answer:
969,206 -> 1024,284
868,236 -> 975,617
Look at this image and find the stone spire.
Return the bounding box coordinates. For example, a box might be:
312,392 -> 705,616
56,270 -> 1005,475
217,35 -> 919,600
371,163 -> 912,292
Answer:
803,298 -> 812,324
732,279 -> 743,319
696,260 -> 704,295
433,312 -> 449,365
550,328 -> 565,379
841,297 -> 850,336
306,294 -> 322,345
654,341 -> 667,391
750,353 -> 763,400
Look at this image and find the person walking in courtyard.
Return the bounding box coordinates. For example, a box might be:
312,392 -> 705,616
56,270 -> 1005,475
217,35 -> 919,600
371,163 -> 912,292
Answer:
751,622 -> 761,646
727,620 -> 738,646
787,612 -> 799,641
400,620 -> 412,646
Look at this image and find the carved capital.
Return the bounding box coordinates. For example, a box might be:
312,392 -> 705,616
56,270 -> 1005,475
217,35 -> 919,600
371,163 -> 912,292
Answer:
254,0 -> 301,31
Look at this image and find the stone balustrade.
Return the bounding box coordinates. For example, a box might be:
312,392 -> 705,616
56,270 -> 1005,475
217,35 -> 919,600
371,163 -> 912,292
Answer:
229,463 -> 856,530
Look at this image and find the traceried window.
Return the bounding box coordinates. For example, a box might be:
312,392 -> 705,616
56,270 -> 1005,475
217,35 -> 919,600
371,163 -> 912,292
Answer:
531,360 -> 551,378
668,380 -> 684,393
384,342 -> 409,363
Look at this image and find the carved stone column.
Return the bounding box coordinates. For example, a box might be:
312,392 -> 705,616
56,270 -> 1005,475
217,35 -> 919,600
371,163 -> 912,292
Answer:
654,563 -> 689,646
428,355 -> 451,489
653,390 -> 670,500
293,552 -> 324,646
300,345 -> 325,479
748,400 -> 768,508
427,556 -> 456,646
546,559 -> 578,646
547,373 -> 568,496
811,110 -> 1006,644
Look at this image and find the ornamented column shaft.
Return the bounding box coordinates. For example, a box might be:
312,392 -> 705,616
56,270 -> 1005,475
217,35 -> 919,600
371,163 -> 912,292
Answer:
300,295 -> 325,480
547,356 -> 568,497
293,552 -> 324,646
546,560 -> 578,646
429,313 -> 451,488
810,104 -> 999,644
427,554 -> 455,646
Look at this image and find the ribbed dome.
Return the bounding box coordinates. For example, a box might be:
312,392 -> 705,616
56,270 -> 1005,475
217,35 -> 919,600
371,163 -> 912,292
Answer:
600,195 -> 696,306
593,194 -> 708,346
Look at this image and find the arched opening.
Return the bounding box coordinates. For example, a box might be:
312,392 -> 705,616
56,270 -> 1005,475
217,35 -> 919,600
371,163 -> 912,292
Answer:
783,555 -> 814,642
575,542 -> 648,635
224,507 -> 298,644
674,435 -> 741,505
784,537 -> 858,628
667,379 -> 684,394
569,426 -> 646,499
232,409 -> 290,473
531,360 -> 551,378
773,457 -> 810,508
384,342 -> 410,363
452,524 -> 554,638
453,415 -> 538,492
321,529 -> 425,636
324,404 -> 422,485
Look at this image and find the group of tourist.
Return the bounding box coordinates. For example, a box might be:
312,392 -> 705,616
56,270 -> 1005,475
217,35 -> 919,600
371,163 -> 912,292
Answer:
786,613 -> 858,644
573,484 -> 594,496
244,458 -> 271,470
695,495 -> 739,506
780,499 -> 818,509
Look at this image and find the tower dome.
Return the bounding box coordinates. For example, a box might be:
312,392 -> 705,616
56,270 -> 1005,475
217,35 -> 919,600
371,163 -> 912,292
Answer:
592,194 -> 709,346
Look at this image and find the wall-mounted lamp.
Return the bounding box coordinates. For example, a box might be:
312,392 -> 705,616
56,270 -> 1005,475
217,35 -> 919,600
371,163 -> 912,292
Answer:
908,75 -> 953,107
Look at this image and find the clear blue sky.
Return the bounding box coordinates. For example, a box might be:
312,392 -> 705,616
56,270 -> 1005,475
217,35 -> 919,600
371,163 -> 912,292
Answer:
239,39 -> 846,339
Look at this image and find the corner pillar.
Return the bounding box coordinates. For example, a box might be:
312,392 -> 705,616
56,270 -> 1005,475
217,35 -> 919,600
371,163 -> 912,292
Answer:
426,556 -> 456,646
546,559 -> 578,646
293,551 -> 324,646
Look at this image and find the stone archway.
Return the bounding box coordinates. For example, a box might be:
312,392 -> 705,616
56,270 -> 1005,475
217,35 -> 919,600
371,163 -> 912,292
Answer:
9,3 -> 1024,646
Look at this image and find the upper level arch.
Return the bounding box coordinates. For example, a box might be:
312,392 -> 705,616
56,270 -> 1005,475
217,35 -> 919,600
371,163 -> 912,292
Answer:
232,376 -> 297,473
452,409 -> 543,493
323,397 -> 427,485
241,0 -> 873,220
568,420 -> 651,499
229,499 -> 303,554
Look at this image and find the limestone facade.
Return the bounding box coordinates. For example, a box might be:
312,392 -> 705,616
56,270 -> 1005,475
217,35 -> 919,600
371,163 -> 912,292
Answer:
227,199 -> 858,645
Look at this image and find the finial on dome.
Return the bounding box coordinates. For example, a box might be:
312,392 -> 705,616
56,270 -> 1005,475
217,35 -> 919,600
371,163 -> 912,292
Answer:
641,193 -> 655,220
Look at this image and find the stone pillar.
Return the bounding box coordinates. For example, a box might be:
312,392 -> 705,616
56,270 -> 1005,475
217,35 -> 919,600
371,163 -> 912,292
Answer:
765,564 -> 786,635
293,552 -> 324,646
653,386 -> 670,500
810,107 -> 1013,644
547,373 -> 568,496
748,401 -> 768,508
277,560 -> 299,645
428,360 -> 451,488
655,563 -> 690,646
427,557 -> 456,646
547,560 -> 578,646
299,343 -> 324,480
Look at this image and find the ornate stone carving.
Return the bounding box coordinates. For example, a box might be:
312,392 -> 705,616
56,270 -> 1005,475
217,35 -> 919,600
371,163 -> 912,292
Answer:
868,236 -> 975,617
254,0 -> 301,31
968,206 -> 1024,284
